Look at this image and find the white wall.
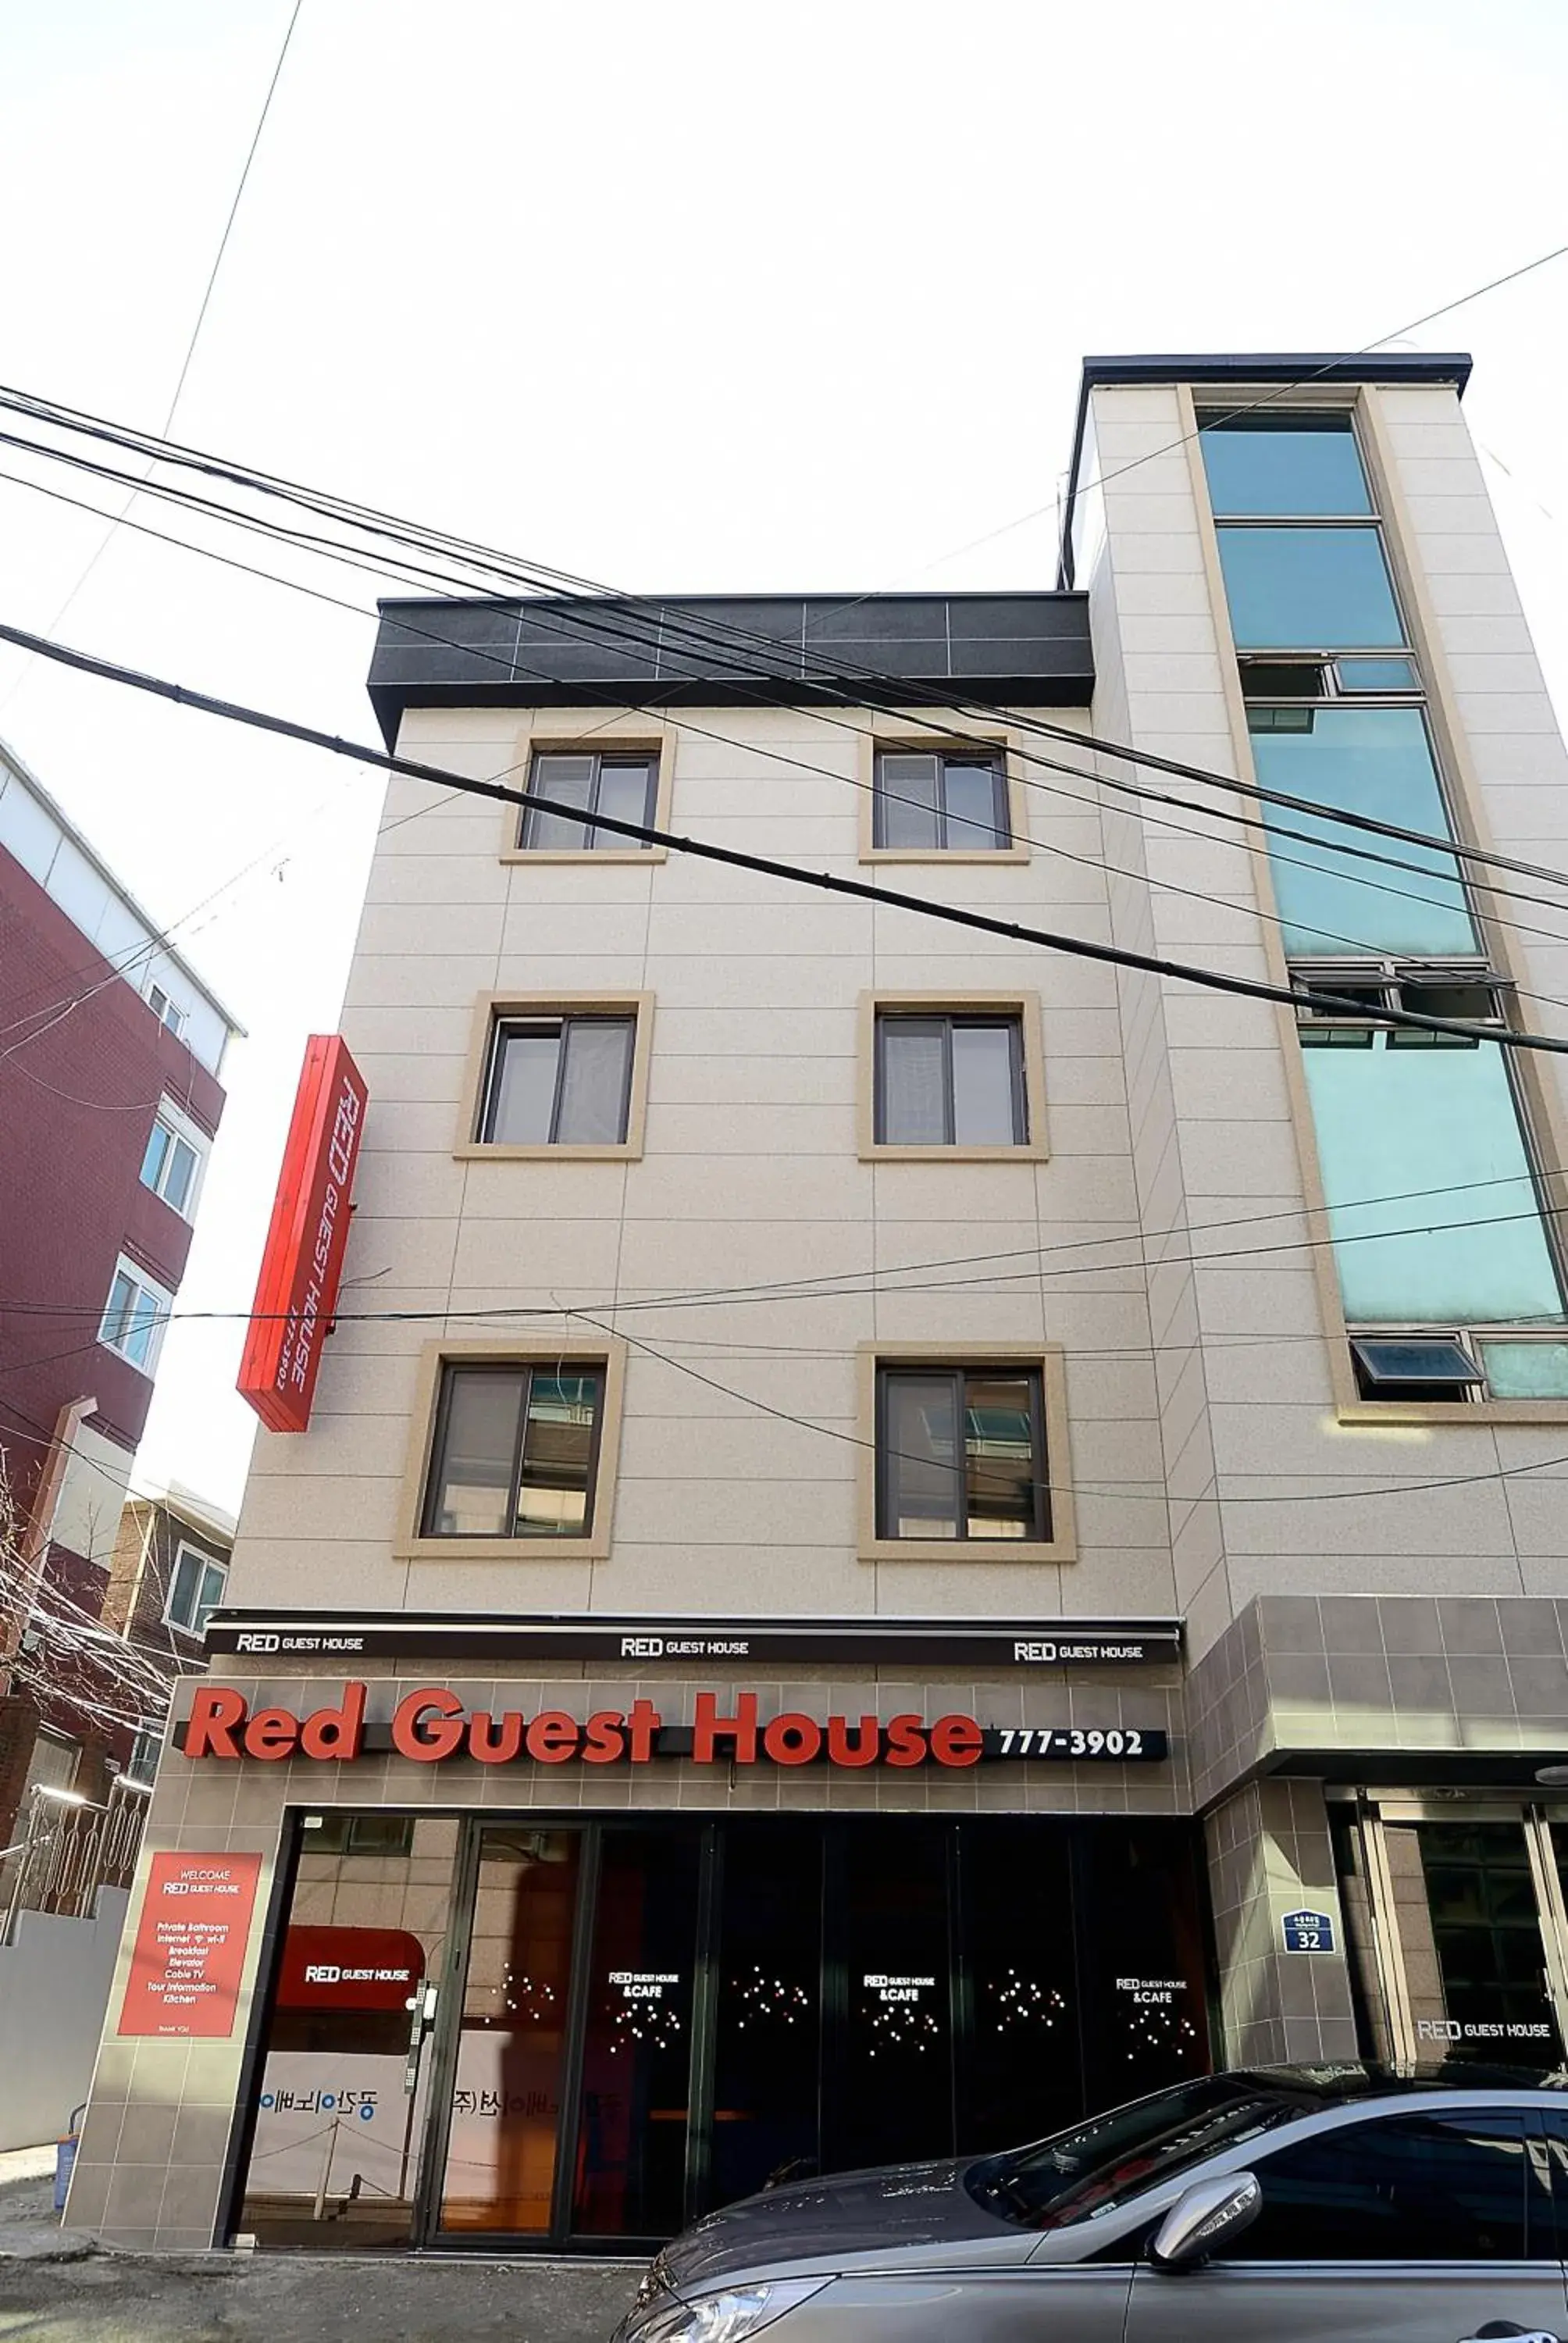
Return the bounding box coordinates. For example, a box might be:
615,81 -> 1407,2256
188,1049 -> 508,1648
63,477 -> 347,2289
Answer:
0,1888 -> 130,2154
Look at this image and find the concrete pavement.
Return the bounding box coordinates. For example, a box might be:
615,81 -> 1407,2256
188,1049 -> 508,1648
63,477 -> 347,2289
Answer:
0,2146 -> 642,2343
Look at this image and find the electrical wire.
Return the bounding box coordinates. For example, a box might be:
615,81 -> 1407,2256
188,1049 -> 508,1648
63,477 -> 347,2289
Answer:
4,388 -> 1566,901
12,446 -> 1568,1004
3,614 -> 1564,1065
796,242 -> 1568,606
5,415 -> 1568,1068
0,0 -> 304,703
561,1307 -> 1568,1517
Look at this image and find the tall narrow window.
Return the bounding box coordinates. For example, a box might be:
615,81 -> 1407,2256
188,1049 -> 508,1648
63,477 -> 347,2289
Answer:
1200,411 -> 1405,649
422,1362 -> 605,1539
1203,407 -> 1568,1393
1299,1028 -> 1563,1326
877,1365 -> 1046,1542
872,749 -> 1010,851
1248,706 -> 1474,958
480,1015 -> 636,1146
876,1013 -> 1027,1146
519,751 -> 658,851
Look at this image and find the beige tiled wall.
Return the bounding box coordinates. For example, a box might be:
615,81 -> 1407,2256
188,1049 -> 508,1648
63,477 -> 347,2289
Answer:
230,693 -> 1181,1625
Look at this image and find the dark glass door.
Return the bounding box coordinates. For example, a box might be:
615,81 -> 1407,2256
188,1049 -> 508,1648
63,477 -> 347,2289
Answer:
1074,1822 -> 1212,2114
958,1820 -> 1082,2152
826,1821 -> 953,2174
570,1826 -> 703,2238
707,1822 -> 824,2205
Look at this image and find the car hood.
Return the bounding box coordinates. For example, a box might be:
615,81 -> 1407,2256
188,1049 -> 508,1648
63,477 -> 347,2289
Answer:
657,2156 -> 1016,2291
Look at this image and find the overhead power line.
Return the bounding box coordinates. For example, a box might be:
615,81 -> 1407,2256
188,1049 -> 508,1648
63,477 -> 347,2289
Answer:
11,439 -> 1568,975
3,613 -> 1566,1056
3,384 -> 1567,902
0,0 -> 305,697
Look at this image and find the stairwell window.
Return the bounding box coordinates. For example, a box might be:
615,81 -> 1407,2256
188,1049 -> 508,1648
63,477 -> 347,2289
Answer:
1200,411 -> 1406,651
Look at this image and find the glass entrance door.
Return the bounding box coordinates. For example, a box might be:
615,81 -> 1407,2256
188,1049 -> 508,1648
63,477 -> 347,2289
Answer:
234,1813 -> 461,2250
437,1827 -> 582,2234
1338,1800 -> 1568,2063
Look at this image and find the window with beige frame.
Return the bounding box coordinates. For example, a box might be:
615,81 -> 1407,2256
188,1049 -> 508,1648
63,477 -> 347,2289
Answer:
858,733 -> 1029,863
457,992 -> 654,1161
858,992 -> 1048,1160
857,1344 -> 1074,1564
500,730 -> 673,862
395,1336 -> 628,1563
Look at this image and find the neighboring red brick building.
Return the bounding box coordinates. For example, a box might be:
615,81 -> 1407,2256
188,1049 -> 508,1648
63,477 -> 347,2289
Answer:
0,739 -> 241,1844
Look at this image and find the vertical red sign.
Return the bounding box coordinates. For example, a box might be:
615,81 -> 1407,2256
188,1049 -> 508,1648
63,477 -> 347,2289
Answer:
237,1034 -> 368,1432
118,1852 -> 263,2038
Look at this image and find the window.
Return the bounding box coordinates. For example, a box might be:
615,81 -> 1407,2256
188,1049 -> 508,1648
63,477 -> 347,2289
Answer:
519,749 -> 659,852
139,1104 -> 204,1217
1204,407 -> 1568,1403
480,1015 -> 636,1147
877,1364 -> 1046,1542
1233,2111 -> 1540,2261
871,748 -> 1011,851
1214,526 -> 1404,650
98,1257 -> 173,1374
876,1013 -> 1027,1147
1350,1336 -> 1483,1402
982,2074 -> 1306,2231
1249,707 -> 1474,958
125,1728 -> 162,1788
165,1541 -> 228,1635
1200,409 -> 1406,651
1199,412 -> 1374,518
303,1812 -> 415,1856
421,1361 -> 606,1539
144,980 -> 187,1039
1299,1024 -> 1563,1326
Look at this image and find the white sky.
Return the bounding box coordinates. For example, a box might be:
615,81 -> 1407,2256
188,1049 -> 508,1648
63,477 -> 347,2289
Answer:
0,0 -> 1565,1515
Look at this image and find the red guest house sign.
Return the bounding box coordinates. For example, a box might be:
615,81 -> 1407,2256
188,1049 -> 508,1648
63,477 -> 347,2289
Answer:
238,1035 -> 367,1433
178,1685 -> 1165,1766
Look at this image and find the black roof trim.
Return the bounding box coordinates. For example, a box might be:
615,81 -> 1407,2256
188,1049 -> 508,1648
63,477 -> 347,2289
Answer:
1079,351 -> 1474,393
1058,349 -> 1474,587
365,590 -> 1094,747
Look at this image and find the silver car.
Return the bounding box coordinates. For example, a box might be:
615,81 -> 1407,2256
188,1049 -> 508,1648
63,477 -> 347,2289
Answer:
615,2066 -> 1568,2343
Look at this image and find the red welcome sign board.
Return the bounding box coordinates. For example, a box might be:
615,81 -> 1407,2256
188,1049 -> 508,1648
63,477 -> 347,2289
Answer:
118,1852 -> 263,2038
238,1035 -> 367,1432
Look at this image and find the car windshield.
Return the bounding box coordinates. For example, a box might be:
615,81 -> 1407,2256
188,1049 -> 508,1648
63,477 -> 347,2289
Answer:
972,2076 -> 1308,2230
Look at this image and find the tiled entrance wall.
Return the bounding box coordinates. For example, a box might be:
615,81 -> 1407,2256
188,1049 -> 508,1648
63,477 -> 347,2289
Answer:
67,1655 -> 1186,2250
1204,1777 -> 1358,2067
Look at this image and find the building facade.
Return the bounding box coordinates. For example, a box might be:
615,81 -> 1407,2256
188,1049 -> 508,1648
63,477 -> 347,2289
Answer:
0,744 -> 238,1845
70,350 -> 1568,2253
